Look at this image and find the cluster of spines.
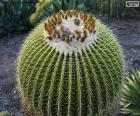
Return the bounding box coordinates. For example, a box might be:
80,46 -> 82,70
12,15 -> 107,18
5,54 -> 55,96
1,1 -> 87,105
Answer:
44,10 -> 96,44
17,20 -> 124,115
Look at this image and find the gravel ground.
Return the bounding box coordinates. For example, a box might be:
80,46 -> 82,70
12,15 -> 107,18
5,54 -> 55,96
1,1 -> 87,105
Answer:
0,18 -> 140,115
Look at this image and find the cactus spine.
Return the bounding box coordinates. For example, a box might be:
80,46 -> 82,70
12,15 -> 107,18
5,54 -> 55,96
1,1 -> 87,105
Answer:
17,10 -> 124,115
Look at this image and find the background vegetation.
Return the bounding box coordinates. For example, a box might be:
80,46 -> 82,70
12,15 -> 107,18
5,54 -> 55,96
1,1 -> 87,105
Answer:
121,70 -> 140,115
0,0 -> 36,38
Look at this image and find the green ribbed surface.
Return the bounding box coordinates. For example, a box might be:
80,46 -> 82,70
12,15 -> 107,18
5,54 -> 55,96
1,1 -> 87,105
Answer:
17,20 -> 124,116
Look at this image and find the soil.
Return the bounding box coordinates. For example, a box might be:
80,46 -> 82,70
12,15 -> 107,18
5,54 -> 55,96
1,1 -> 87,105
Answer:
0,18 -> 140,115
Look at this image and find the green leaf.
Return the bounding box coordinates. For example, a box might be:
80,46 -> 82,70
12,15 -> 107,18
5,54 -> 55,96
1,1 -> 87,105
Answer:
53,0 -> 62,10
68,0 -> 76,9
121,69 -> 140,115
76,3 -> 86,11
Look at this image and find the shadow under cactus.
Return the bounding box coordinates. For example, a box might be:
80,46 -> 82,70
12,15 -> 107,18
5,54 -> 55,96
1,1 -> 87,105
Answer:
0,17 -> 140,115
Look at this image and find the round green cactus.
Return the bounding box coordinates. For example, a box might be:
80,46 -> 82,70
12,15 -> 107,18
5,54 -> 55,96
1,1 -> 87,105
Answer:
17,10 -> 124,115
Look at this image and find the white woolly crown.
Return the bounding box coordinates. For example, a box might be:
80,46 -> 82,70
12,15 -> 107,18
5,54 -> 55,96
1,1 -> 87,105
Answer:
44,10 -> 97,54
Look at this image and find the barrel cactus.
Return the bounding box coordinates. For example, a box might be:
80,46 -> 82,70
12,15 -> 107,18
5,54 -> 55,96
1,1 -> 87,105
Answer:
17,10 -> 124,115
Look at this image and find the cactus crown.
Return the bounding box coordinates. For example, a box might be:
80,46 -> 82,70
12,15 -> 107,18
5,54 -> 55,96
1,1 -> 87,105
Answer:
44,10 -> 96,54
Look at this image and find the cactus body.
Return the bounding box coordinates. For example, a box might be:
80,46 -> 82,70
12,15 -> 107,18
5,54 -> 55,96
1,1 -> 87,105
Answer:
17,10 -> 124,115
